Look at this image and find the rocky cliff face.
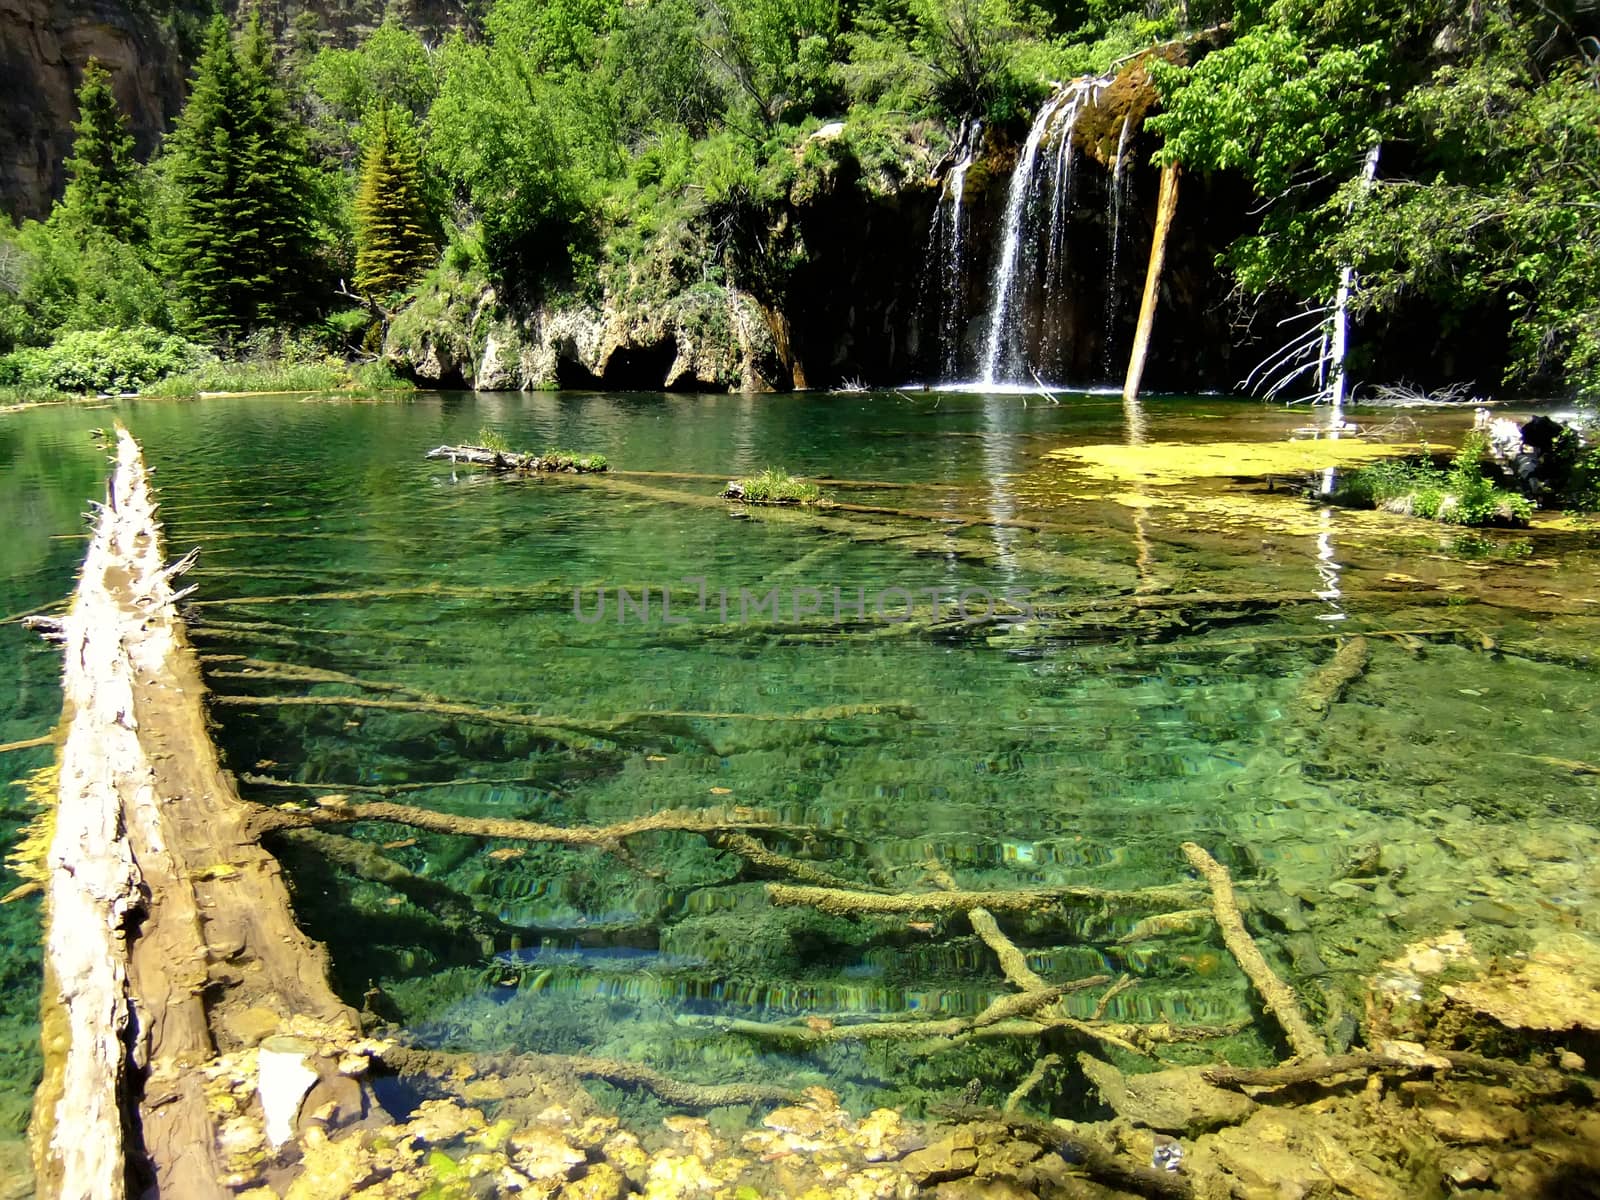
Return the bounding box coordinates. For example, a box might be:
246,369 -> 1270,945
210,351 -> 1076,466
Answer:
0,0 -> 185,220
0,0 -> 474,221
385,275 -> 798,393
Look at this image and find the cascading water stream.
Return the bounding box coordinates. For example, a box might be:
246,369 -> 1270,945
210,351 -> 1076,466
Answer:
1103,113 -> 1134,365
975,76 -> 1113,387
934,122 -> 981,380
978,91 -> 1071,385
1041,98 -> 1087,366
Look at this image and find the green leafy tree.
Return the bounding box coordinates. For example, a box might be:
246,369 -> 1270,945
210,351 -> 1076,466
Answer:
162,12 -> 322,339
60,58 -> 144,241
354,104 -> 437,298
429,11 -> 621,281
703,0 -> 843,130
308,18 -> 440,132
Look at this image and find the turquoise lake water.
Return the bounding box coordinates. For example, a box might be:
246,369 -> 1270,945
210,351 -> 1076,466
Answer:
2,390 -> 1598,1132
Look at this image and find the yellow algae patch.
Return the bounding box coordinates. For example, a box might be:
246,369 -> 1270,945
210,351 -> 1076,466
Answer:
1139,489 -> 1438,542
1107,491 -> 1177,510
1046,439 -> 1408,485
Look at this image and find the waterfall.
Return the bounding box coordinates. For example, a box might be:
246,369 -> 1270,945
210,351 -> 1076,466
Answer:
1103,114 -> 1134,366
932,122 -> 981,380
976,77 -> 1108,386
978,90 -> 1071,385
1040,98 -> 1086,367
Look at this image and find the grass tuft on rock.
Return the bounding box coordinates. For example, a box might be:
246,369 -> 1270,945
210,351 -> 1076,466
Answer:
723,468 -> 824,505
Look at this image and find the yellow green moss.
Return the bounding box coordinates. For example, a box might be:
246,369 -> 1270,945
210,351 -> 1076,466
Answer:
1046,439 -> 1409,486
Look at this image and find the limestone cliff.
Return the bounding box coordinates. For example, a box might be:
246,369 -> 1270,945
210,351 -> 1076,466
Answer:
385,273 -> 797,393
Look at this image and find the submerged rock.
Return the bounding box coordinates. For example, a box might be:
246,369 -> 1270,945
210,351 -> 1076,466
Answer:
1077,1055 -> 1256,1135
1442,934 -> 1600,1032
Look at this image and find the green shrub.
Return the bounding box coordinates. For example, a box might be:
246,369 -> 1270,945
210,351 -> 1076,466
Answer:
1335,434 -> 1532,527
142,359 -> 346,396
353,360 -> 415,391
540,448 -> 608,471
0,327 -> 204,393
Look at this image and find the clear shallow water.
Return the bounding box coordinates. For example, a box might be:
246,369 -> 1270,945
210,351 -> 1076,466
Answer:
2,391 -> 1599,1127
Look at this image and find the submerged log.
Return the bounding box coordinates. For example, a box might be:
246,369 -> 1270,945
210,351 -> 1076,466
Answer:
1298,635 -> 1370,717
37,426 -> 374,1200
1181,842 -> 1327,1060
424,444 -> 609,472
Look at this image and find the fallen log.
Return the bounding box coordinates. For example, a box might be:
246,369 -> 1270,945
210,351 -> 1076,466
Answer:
425,444 -> 609,472
1203,1049 -> 1596,1099
1298,635 -> 1370,717
766,880 -> 1206,917
1181,842 -> 1327,1060
35,426 -> 375,1200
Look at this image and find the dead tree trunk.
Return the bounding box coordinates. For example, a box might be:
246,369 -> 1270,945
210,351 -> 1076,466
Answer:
1122,162 -> 1182,403
36,426 -> 373,1200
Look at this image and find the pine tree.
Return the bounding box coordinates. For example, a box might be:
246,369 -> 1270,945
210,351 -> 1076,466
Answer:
61,58 -> 143,242
163,12 -> 319,339
353,104 -> 436,299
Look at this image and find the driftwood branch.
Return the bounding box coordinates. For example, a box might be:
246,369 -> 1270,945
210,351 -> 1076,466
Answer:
1003,1054 -> 1061,1114
718,981 -> 1094,1046
711,833 -> 884,892
1181,842 -> 1326,1059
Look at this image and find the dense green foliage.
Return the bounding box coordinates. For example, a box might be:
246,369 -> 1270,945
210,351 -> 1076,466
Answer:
1150,0 -> 1600,398
4,0 -> 1600,411
0,327 -> 202,394
1334,434 -> 1534,526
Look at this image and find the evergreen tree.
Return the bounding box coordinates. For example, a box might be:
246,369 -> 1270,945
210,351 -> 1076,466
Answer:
163,12 -> 320,339
353,104 -> 436,299
61,58 -> 143,242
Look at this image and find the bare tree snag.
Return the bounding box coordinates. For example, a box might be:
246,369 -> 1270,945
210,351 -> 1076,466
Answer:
1180,842 -> 1327,1059
1122,161 -> 1181,403
36,426 -> 372,1200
